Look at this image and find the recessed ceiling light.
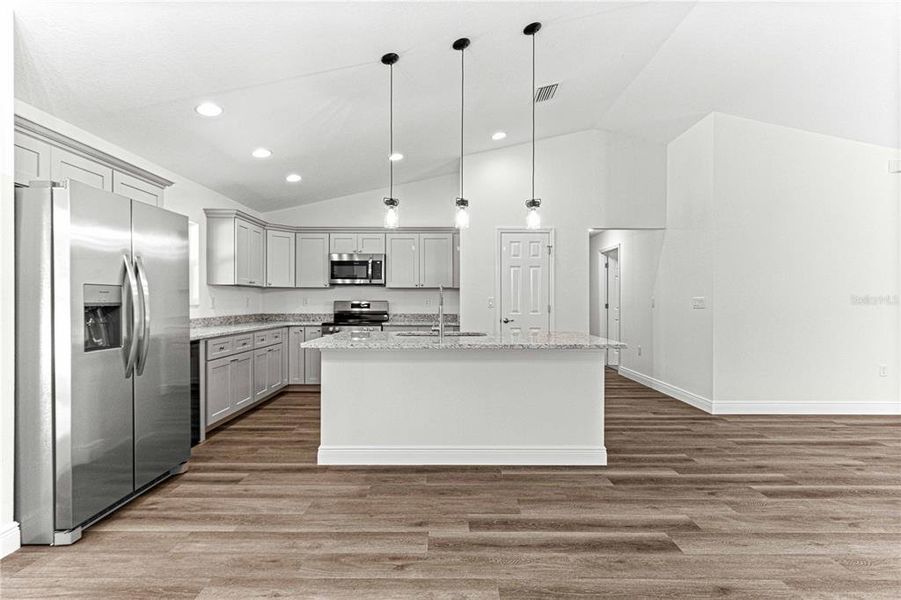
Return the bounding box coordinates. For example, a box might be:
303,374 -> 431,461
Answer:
388,152 -> 404,162
491,131 -> 507,141
285,173 -> 302,183
252,147 -> 272,159
195,102 -> 223,117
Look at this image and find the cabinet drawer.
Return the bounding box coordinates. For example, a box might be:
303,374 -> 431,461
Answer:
207,336 -> 235,358
269,328 -> 286,343
254,331 -> 270,346
234,334 -> 254,352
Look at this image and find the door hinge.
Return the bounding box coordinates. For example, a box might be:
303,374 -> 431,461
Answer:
604,261 -> 609,269
547,244 -> 553,256
605,303 -> 609,309
548,304 -> 552,314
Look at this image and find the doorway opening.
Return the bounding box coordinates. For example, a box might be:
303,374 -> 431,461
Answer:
599,245 -> 621,367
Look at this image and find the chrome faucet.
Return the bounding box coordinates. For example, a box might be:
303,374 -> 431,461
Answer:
437,285 -> 446,342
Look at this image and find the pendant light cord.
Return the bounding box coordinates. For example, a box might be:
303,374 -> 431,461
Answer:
389,62 -> 394,199
460,45 -> 465,200
531,32 -> 536,200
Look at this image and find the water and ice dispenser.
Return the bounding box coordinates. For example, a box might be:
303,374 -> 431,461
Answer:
83,284 -> 123,352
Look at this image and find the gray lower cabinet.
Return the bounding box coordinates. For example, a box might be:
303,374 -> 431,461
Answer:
288,327 -> 306,383
206,350 -> 254,424
303,327 -> 322,384
253,348 -> 271,402
287,325 -> 322,385
204,328 -> 288,428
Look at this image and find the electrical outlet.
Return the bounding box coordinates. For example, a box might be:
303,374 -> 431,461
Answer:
425,298 -> 432,305
302,297 -> 308,306
879,364 -> 888,377
691,296 -> 707,309
637,345 -> 642,356
488,297 -> 495,308
245,296 -> 250,308
209,295 -> 216,309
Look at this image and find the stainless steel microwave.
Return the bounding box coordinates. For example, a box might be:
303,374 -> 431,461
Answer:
329,254 -> 386,285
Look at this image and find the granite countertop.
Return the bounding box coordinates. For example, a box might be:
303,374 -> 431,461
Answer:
301,330 -> 625,351
190,313 -> 460,341
190,320 -> 323,341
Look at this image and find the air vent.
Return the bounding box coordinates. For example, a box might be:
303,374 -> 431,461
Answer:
535,83 -> 558,103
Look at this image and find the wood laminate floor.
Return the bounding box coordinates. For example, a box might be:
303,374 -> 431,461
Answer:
2,370 -> 900,599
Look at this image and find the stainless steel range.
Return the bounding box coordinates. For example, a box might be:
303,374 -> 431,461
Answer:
322,300 -> 389,334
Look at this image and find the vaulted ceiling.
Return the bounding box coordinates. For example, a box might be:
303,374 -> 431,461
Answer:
14,2 -> 899,212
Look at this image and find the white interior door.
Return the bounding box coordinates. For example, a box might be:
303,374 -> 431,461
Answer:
500,231 -> 551,336
603,248 -> 621,366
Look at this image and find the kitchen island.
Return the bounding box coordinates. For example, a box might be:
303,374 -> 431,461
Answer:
302,330 -> 624,465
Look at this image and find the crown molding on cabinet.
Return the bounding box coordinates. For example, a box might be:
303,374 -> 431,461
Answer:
202,208 -> 458,233
14,115 -> 175,189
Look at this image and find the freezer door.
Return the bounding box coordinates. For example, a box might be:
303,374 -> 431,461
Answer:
56,180 -> 135,530
132,200 -> 191,489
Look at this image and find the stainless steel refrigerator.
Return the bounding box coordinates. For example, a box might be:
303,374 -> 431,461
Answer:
15,179 -> 190,545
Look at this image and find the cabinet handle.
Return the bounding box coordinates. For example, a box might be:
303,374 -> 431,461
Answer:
230,358 -> 239,363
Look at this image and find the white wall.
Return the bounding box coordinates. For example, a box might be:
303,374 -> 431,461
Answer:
1,4 -> 19,559
589,229 -> 664,378
711,113 -> 899,413
14,101 -> 264,319
264,173 -> 458,227
612,113 -> 899,414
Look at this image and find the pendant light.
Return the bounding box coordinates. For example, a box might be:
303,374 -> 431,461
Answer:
381,52 -> 400,228
523,22 -> 542,230
453,37 -> 471,229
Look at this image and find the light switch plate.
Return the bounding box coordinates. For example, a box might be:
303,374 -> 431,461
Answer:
488,296 -> 495,308
691,296 -> 707,309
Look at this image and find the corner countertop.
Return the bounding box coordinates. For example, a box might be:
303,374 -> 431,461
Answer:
301,330 -> 625,351
189,313 -> 460,341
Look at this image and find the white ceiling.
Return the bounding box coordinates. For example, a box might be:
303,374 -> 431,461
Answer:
14,2 -> 899,212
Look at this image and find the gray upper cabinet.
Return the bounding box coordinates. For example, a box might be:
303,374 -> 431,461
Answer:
329,233 -> 357,254
14,117 -> 172,203
112,171 -> 163,207
330,232 -> 385,255
265,228 -> 296,288
207,214 -> 266,287
420,232 -> 454,288
386,233 -> 420,288
51,146 -> 113,192
14,131 -> 52,186
387,232 -> 453,288
295,233 -> 330,288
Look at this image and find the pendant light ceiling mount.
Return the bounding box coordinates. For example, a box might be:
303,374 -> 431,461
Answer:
452,37 -> 470,51
380,52 -> 399,66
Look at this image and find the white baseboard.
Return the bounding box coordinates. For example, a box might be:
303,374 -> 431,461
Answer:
0,521 -> 20,559
618,367 -> 714,413
619,367 -> 900,415
714,400 -> 901,415
318,446 -> 607,466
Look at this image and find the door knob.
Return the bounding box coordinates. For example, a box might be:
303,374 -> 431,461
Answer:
502,318 -> 515,324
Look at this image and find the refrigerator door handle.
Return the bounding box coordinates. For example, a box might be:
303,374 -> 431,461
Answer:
123,254 -> 141,378
135,255 -> 151,376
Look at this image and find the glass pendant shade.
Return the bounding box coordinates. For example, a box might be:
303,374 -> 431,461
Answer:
525,198 -> 541,230
526,207 -> 541,230
383,198 -> 399,229
454,197 -> 470,230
